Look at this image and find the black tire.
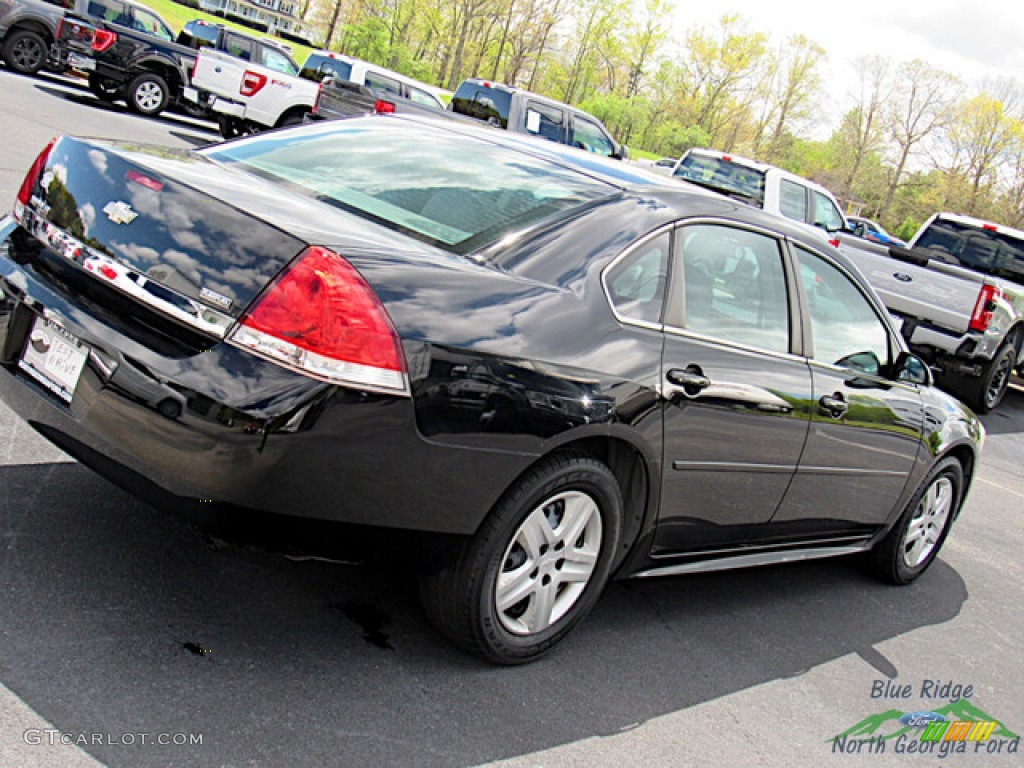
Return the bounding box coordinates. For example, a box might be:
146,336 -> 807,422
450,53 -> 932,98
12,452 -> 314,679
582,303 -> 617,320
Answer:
88,73 -> 119,102
420,454 -> 623,664
869,457 -> 963,585
277,112 -> 306,128
126,72 -> 169,117
960,342 -> 1016,413
2,29 -> 48,75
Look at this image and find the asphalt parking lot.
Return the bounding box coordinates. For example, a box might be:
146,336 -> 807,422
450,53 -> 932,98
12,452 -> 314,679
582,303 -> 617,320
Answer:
0,66 -> 1022,768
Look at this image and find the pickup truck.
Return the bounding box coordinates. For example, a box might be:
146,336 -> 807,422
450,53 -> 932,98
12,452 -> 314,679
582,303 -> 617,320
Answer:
58,13 -> 296,117
448,78 -> 628,159
668,147 -> 847,245
1,0 -> 77,76
190,48 -> 446,137
842,212 -> 1024,412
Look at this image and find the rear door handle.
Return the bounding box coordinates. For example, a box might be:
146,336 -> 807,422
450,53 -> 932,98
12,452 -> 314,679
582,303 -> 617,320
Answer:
819,392 -> 848,418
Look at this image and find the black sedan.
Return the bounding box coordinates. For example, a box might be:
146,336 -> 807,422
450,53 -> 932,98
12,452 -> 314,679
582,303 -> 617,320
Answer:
0,117 -> 983,664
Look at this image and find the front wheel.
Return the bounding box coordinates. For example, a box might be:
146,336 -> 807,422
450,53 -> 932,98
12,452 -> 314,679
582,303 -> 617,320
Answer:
126,72 -> 169,117
869,457 -> 963,585
420,454 -> 623,664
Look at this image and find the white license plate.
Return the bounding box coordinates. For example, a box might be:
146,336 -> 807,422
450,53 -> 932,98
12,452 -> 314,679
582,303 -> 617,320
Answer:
68,52 -> 97,71
17,316 -> 89,404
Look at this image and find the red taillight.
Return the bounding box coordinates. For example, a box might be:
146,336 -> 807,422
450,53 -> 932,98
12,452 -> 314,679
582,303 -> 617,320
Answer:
92,28 -> 117,52
229,246 -> 407,393
312,81 -> 323,115
374,98 -> 395,114
983,223 -> 998,232
240,71 -> 267,97
722,154 -> 732,162
14,137 -> 58,224
969,284 -> 1001,332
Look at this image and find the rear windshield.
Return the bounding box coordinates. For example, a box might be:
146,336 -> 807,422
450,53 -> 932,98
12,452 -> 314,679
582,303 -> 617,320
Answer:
673,154 -> 766,206
300,54 -> 351,83
450,84 -> 513,129
204,120 -> 617,253
916,219 -> 1024,287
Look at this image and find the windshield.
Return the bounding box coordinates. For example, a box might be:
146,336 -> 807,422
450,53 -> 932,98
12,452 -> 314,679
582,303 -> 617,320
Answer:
916,219 -> 1024,287
204,120 -> 617,254
673,154 -> 765,206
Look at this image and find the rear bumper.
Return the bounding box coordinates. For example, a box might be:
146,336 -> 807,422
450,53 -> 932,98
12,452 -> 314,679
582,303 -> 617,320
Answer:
0,217 -> 514,535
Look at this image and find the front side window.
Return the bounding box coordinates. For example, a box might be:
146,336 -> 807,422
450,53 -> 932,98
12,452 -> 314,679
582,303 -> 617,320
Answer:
677,224 -> 790,354
260,47 -> 298,75
604,232 -> 670,325
796,247 -> 891,373
812,190 -> 845,230
779,179 -> 808,222
571,115 -> 615,156
408,87 -> 443,109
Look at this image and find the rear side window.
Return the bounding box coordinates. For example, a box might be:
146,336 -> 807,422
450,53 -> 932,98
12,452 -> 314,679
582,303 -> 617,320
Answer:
678,224 -> 790,353
524,102 -> 565,143
130,8 -> 173,40
605,232 -> 670,325
206,120 -> 616,253
450,85 -> 512,128
779,179 -> 808,222
916,219 -> 1024,287
86,0 -> 126,23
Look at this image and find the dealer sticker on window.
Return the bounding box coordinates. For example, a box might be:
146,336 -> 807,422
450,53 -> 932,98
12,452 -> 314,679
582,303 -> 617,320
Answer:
17,316 -> 89,404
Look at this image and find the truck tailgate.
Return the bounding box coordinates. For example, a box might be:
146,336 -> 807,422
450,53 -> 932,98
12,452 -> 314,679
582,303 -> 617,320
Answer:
841,242 -> 982,335
191,49 -> 245,99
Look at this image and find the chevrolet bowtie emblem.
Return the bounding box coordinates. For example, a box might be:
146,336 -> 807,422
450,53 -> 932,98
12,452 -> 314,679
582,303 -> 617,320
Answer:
103,201 -> 138,225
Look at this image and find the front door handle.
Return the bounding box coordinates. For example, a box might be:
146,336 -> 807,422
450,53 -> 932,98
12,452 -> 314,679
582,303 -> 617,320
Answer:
667,367 -> 711,397
819,392 -> 849,418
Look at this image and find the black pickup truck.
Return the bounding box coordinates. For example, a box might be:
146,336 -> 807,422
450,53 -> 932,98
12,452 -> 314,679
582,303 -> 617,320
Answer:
59,11 -> 296,117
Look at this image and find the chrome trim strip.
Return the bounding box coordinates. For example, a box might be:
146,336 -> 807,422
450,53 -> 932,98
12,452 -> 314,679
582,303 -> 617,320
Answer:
20,207 -> 234,338
672,461 -> 795,473
795,465 -> 908,477
632,541 -> 872,579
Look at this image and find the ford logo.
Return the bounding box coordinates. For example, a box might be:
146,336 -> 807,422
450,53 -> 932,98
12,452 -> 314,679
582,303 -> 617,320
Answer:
893,272 -> 913,283
899,711 -> 946,728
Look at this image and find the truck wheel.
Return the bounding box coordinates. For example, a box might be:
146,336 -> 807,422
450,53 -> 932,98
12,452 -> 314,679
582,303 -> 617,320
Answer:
961,342 -> 1016,413
88,74 -> 119,102
278,112 -> 306,128
126,72 -> 169,117
2,29 -> 48,75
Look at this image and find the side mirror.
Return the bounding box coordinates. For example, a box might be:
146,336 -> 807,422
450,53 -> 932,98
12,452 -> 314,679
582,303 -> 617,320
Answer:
894,351 -> 932,386
613,144 -> 629,161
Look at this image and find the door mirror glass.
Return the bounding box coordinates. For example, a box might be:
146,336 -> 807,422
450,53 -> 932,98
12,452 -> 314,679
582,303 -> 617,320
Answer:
894,352 -> 932,385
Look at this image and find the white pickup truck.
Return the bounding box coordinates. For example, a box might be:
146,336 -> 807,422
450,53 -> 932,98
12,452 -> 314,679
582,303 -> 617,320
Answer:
186,47 -> 318,136
842,212 -> 1024,412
